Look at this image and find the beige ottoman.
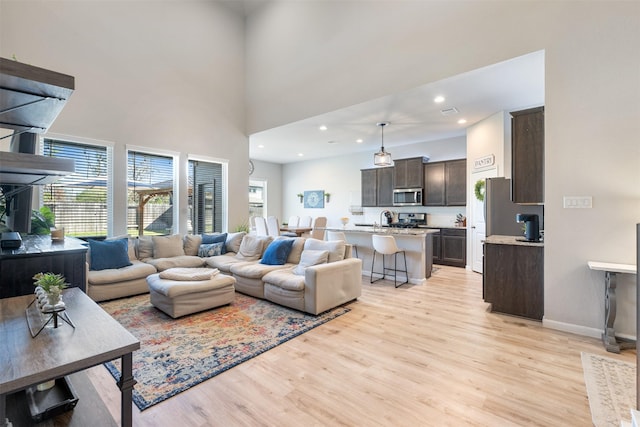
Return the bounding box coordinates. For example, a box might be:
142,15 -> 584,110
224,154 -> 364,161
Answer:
146,269 -> 236,318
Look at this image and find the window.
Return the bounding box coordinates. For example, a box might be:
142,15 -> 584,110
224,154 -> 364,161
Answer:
188,160 -> 223,234
127,150 -> 174,236
42,138 -> 110,237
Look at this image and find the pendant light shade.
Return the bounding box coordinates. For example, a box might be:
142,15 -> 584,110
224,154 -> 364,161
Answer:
373,122 -> 392,166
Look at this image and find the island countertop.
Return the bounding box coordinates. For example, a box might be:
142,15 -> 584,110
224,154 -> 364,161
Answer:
326,227 -> 436,285
327,226 -> 441,236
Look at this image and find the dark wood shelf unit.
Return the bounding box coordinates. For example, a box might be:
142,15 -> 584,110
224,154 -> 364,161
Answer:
0,235 -> 88,299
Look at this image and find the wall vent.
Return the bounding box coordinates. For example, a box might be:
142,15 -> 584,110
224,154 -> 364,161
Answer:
440,107 -> 459,116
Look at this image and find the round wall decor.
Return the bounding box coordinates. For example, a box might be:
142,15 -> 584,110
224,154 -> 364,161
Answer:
474,179 -> 485,202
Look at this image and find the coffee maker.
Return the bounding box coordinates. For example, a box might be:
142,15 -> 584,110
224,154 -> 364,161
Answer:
515,213 -> 541,242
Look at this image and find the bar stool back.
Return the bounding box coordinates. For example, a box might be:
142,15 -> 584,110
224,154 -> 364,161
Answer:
326,230 -> 358,258
370,234 -> 408,288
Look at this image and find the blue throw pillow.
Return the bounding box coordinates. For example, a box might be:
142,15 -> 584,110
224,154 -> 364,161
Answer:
260,238 -> 295,265
198,242 -> 225,257
201,233 -> 228,254
89,238 -> 133,271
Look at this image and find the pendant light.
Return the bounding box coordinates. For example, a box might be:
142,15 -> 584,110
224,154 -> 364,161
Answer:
373,121 -> 392,166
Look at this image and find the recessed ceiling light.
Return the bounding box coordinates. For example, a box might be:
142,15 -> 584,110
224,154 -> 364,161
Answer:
434,95 -> 445,103
298,153 -> 304,157
458,118 -> 467,124
356,139 -> 363,144
258,144 -> 264,148
319,125 -> 328,131
327,140 -> 336,144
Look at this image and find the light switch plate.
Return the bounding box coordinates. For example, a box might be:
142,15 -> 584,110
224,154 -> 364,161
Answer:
563,196 -> 592,208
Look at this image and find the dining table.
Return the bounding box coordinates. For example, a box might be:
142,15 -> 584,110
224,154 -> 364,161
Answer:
279,227 -> 312,237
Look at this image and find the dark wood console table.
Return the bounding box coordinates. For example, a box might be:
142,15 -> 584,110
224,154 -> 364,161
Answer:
0,288 -> 140,427
0,235 -> 88,299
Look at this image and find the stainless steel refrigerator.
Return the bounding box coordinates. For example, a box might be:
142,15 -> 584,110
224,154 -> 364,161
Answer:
484,177 -> 544,237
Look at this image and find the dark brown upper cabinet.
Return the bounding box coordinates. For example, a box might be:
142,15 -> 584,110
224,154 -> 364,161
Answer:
511,106 -> 544,204
393,157 -> 427,189
424,159 -> 467,206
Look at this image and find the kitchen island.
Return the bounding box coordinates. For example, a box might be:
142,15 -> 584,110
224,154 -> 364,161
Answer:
326,226 -> 439,285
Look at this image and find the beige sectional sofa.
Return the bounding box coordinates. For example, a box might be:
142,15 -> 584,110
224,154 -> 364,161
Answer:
86,232 -> 362,315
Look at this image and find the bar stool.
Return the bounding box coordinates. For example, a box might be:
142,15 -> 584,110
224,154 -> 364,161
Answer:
370,234 -> 408,288
326,230 -> 358,258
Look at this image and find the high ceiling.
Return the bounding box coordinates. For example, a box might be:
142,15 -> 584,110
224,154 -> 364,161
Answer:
250,50 -> 545,164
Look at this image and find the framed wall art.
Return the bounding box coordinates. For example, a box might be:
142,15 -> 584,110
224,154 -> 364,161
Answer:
303,190 -> 325,208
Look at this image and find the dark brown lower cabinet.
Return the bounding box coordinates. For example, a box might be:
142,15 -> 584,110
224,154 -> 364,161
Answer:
431,228 -> 466,268
483,242 -> 543,320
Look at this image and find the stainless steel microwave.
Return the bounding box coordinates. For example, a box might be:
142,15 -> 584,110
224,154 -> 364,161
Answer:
393,188 -> 423,206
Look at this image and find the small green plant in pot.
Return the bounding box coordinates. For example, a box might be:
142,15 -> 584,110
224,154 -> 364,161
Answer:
33,272 -> 69,305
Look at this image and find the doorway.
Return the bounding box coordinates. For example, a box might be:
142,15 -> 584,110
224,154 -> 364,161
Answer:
470,168 -> 498,273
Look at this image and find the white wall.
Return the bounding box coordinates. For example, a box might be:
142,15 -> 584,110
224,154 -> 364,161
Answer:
246,2 -> 640,338
0,0 -> 250,233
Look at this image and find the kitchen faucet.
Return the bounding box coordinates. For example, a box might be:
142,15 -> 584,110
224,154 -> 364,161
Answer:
380,210 -> 394,226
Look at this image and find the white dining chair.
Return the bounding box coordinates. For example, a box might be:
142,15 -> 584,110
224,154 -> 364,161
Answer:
280,216 -> 299,237
266,216 -> 281,238
299,215 -> 312,228
287,216 -> 300,228
254,216 -> 268,236
370,234 -> 408,288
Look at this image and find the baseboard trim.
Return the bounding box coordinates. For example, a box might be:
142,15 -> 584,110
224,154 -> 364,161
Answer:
542,318 -> 602,339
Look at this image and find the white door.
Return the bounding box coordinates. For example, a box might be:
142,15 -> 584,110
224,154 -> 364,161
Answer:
470,168 -> 498,273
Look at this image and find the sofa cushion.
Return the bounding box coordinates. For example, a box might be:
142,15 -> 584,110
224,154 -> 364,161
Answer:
262,269 -> 306,291
88,238 -> 133,271
146,255 -> 205,271
153,234 -> 185,258
108,234 -> 137,261
183,234 -> 202,256
293,249 -> 329,275
198,242 -> 225,257
278,236 -> 305,264
261,238 -> 295,265
231,261 -> 291,279
303,238 -> 346,263
205,254 -> 245,273
236,235 -> 271,261
137,236 -> 154,260
226,232 -> 245,254
88,260 -> 157,285
202,233 -> 228,254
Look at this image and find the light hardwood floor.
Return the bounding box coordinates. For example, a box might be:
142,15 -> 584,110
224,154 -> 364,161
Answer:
86,266 -> 636,426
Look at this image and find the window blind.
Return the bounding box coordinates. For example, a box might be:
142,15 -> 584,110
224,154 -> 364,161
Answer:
188,160 -> 222,234
42,138 -> 109,237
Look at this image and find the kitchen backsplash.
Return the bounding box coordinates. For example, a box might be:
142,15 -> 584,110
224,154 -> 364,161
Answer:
358,207 -> 466,227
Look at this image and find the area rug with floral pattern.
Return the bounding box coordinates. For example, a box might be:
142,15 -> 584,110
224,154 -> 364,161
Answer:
100,293 -> 350,411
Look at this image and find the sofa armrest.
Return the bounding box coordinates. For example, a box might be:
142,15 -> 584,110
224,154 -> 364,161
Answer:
303,257 -> 362,315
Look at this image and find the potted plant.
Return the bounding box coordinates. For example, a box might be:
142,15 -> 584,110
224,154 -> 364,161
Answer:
297,193 -> 304,203
33,272 -> 69,306
324,193 -> 331,203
